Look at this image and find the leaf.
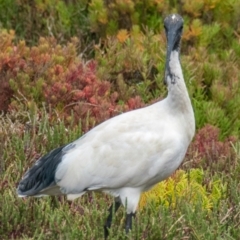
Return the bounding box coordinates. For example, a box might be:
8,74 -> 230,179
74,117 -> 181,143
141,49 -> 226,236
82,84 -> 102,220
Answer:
117,29 -> 129,43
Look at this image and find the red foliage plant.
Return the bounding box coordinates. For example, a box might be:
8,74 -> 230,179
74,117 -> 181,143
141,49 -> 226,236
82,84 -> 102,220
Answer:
0,31 -> 144,131
0,31 -> 24,112
184,124 -> 237,172
44,60 -> 144,131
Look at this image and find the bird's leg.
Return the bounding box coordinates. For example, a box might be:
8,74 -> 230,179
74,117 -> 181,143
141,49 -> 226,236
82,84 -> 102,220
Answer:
104,199 -> 121,239
125,212 -> 136,234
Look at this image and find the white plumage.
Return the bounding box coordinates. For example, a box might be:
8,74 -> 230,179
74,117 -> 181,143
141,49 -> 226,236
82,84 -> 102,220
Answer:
17,13 -> 195,238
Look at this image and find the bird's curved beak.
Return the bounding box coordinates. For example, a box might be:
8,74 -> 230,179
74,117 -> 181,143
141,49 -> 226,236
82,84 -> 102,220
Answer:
164,29 -> 178,85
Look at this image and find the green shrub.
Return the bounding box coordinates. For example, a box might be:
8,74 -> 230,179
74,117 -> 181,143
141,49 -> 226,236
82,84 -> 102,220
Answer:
0,0 -> 90,49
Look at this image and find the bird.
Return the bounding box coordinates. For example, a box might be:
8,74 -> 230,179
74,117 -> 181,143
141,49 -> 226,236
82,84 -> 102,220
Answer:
17,13 -> 195,239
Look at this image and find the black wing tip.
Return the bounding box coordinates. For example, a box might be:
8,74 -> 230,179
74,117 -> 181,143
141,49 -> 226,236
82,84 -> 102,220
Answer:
17,144 -> 69,197
17,188 -> 32,197
17,178 -> 39,197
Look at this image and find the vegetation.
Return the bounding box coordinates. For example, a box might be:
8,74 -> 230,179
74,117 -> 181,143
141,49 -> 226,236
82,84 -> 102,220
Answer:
1,0 -> 240,239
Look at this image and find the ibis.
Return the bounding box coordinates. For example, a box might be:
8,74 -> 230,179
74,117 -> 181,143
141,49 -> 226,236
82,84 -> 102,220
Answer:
17,13 -> 195,238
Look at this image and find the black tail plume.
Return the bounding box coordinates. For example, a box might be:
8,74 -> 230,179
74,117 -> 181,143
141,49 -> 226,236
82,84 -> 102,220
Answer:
17,144 -> 67,197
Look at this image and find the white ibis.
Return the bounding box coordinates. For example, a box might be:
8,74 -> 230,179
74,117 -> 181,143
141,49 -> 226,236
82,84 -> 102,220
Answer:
17,13 -> 195,238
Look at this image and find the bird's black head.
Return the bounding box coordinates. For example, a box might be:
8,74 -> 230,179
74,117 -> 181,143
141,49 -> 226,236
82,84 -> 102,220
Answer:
164,14 -> 183,51
164,14 -> 184,84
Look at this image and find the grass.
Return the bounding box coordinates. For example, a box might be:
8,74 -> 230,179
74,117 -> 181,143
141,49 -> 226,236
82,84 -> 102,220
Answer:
1,108 -> 240,239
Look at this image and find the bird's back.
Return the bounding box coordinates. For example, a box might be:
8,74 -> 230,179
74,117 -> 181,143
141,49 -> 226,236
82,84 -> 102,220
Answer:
53,100 -> 193,198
